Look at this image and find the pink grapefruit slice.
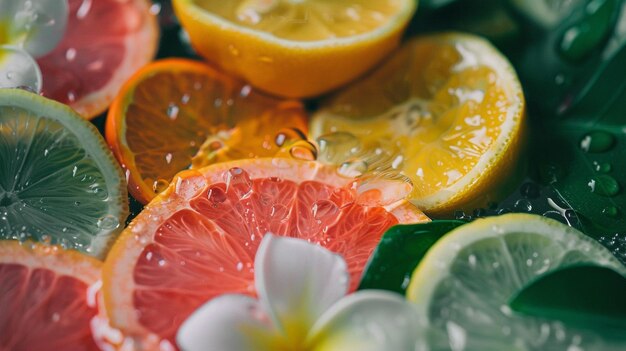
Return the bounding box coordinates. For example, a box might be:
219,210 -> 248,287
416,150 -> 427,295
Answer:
103,158 -> 428,346
37,0 -> 159,119
0,240 -> 102,350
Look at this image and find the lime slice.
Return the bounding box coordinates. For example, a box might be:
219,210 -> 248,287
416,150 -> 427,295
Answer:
407,213 -> 626,350
0,88 -> 128,258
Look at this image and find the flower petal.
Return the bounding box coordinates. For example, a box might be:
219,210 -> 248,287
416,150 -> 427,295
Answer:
0,45 -> 42,92
0,0 -> 68,57
176,294 -> 278,351
307,291 -> 422,351
255,234 -> 349,341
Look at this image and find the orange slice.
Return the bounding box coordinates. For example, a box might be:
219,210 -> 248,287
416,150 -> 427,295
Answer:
311,33 -> 526,215
0,240 -> 102,350
37,0 -> 159,119
173,0 -> 416,98
103,158 -> 428,346
105,59 -> 309,204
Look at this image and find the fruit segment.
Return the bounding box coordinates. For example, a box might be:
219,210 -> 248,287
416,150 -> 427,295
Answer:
106,59 -> 309,204
311,33 -> 526,215
103,158 -> 428,346
0,240 -> 102,351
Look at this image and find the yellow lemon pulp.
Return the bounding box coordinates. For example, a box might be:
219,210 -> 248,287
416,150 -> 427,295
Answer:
311,33 -> 525,215
194,0 -> 404,41
173,0 -> 415,97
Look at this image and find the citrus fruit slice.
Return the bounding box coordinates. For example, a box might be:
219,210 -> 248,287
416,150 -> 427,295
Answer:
37,0 -> 159,119
0,240 -> 102,350
0,88 -> 128,258
310,33 -> 526,216
173,0 -> 416,98
103,158 -> 428,346
407,213 -> 626,350
105,58 -> 309,205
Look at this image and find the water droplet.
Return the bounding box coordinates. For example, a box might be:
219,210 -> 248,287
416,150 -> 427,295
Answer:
270,204 -> 288,220
589,175 -> 620,196
152,179 -> 169,194
289,141 -> 317,161
207,186 -> 227,207
149,3 -> 162,15
97,215 -> 120,230
6,71 -> 14,80
165,153 -> 173,164
338,160 -> 368,178
240,85 -> 252,97
592,161 -> 612,173
317,132 -> 361,164
602,206 -> 619,218
181,94 -> 190,104
311,200 -> 338,221
167,103 -> 179,120
65,48 -> 77,62
224,167 -> 253,199
514,199 -> 533,212
40,234 -> 51,245
580,131 -> 615,153
236,262 -> 244,271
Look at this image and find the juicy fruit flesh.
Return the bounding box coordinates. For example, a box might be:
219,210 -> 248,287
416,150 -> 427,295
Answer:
0,264 -> 100,350
37,0 -> 142,104
0,106 -> 120,251
410,216 -> 623,350
313,36 -> 517,200
129,167 -> 399,344
193,0 -> 403,41
119,64 -> 308,201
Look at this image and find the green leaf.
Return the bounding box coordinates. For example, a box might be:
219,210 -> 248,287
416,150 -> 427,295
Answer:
510,264 -> 626,336
358,220 -> 465,294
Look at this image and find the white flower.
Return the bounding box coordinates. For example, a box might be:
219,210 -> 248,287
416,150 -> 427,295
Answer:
177,234 -> 421,351
0,0 -> 68,91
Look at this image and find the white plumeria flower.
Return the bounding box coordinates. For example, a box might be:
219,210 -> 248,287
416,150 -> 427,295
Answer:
177,234 -> 421,351
0,0 -> 68,91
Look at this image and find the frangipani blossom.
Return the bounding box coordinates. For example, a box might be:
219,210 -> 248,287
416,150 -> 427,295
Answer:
177,234 -> 421,351
0,0 -> 68,91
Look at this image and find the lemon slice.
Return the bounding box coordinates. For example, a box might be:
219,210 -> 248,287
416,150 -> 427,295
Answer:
311,33 -> 526,215
407,213 -> 626,350
172,0 -> 416,97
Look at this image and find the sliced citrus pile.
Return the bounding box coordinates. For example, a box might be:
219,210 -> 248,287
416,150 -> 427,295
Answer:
0,88 -> 128,258
0,240 -> 102,350
311,33 -> 526,215
37,0 -> 159,119
407,213 -> 626,350
173,0 -> 416,97
103,158 -> 428,346
105,58 -> 309,204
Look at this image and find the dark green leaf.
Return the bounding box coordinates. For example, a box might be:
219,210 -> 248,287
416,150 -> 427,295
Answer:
358,220 -> 465,294
510,264 -> 626,335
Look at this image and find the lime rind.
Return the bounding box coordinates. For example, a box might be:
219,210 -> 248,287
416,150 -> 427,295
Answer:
0,88 -> 128,258
407,213 -> 626,350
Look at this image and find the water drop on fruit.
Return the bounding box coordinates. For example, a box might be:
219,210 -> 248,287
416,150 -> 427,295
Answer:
514,199 -> 533,212
97,215 -> 120,230
225,167 -> 253,199
289,141 -> 317,161
153,179 -> 169,194
207,186 -> 227,207
311,200 -> 339,221
338,160 -> 368,178
167,103 -> 179,120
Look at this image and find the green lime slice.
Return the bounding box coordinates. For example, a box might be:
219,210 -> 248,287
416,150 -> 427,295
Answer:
407,213 -> 626,351
0,88 -> 128,258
